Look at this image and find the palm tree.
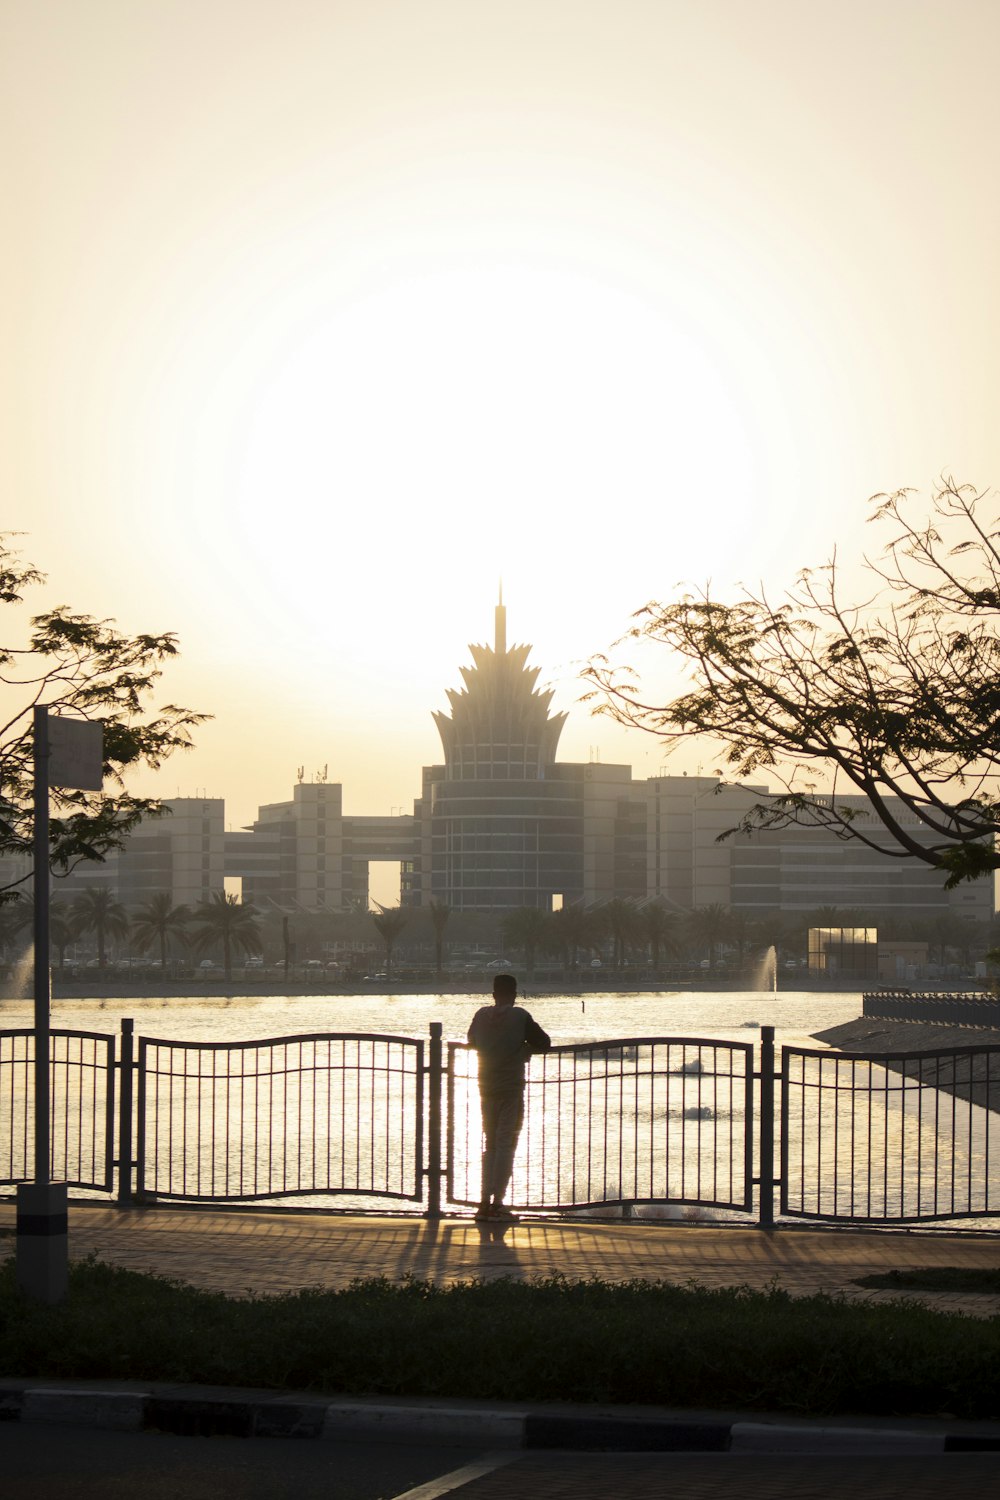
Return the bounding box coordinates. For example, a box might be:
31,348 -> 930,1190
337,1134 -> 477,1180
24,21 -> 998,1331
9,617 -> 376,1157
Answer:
550,902 -> 598,974
600,898 -> 641,969
370,904 -> 409,978
8,897 -> 77,969
638,900 -> 680,971
428,899 -> 451,977
130,892 -> 191,972
0,898 -> 26,960
501,906 -> 550,981
686,904 -> 731,971
190,893 -> 262,980
70,886 -> 129,968
726,911 -> 757,969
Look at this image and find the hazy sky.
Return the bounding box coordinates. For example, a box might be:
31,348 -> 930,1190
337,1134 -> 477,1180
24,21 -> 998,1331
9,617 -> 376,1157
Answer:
4,2 -> 999,864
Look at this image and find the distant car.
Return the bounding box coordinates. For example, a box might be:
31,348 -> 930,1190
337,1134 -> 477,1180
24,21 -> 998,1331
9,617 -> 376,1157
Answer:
198,959 -> 215,970
244,957 -> 263,968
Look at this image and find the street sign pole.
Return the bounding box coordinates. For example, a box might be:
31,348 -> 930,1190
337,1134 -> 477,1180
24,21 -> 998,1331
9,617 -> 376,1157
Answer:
17,707 -> 103,1303
33,706 -> 51,1188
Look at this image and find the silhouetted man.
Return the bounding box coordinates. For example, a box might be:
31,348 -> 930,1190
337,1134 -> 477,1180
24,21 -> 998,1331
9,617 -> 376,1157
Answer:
467,972 -> 551,1221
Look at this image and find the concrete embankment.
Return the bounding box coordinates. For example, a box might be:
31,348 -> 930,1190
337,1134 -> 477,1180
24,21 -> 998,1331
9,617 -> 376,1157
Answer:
815,1016 -> 1000,1113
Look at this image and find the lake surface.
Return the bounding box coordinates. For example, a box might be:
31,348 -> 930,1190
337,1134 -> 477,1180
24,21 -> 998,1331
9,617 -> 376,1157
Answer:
1,987 -> 865,1048
4,988 -> 997,1229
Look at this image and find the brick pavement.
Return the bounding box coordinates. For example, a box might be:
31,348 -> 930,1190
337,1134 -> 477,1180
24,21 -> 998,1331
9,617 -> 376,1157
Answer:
2,1202 -> 998,1315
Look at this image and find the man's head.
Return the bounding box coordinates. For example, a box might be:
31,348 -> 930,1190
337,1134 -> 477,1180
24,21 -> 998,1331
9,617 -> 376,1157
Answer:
492,973 -> 518,1006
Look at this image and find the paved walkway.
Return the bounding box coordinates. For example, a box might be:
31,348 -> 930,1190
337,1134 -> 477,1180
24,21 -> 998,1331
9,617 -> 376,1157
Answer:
2,1202 -> 998,1314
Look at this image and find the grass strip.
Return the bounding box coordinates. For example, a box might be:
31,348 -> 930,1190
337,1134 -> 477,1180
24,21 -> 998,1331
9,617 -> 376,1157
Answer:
1,1255 -> 999,1420
855,1267 -> 1000,1294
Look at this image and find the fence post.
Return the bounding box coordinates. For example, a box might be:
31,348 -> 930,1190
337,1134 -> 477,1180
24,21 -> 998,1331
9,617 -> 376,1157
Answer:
117,1018 -> 134,1205
758,1025 -> 775,1231
426,1022 -> 443,1219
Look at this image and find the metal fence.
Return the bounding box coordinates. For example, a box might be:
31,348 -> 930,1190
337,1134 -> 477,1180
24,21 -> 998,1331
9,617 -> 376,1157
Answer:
0,1028 -> 116,1193
448,1037 -> 754,1214
2,1019 -> 1000,1231
780,1041 -> 1000,1223
136,1032 -> 425,1202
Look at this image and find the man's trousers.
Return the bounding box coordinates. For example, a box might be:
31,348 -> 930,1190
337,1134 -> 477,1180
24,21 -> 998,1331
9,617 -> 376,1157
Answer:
478,1089 -> 525,1203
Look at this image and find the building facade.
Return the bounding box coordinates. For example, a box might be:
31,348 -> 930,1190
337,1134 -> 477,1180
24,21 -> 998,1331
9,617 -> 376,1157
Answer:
29,606 -> 996,926
409,597 -> 644,911
641,774 -> 993,924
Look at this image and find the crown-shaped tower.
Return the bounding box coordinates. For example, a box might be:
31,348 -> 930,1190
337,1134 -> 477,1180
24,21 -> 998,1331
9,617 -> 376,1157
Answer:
433,589 -> 566,779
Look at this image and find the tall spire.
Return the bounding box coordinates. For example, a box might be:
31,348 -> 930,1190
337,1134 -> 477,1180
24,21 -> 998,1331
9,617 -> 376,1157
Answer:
494,578 -> 506,656
433,592 -> 567,777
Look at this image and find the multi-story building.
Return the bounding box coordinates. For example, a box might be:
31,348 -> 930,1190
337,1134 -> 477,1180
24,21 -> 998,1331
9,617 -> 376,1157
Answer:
642,774 -> 993,924
49,797 -> 226,911
410,597 -> 644,911
22,606 -> 995,926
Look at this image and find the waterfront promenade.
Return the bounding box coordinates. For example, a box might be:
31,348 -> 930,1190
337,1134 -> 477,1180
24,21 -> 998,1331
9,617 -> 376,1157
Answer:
2,1202 -> 999,1317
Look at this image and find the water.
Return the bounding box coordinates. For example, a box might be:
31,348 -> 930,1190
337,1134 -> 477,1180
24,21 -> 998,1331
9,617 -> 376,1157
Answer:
3,988 -> 998,1228
0,986 -> 865,1049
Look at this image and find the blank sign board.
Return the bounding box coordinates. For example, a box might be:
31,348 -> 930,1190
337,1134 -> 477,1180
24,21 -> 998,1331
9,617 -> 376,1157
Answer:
47,717 -> 104,790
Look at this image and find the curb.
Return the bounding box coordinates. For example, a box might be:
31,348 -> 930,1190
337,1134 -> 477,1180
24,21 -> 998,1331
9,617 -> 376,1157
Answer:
2,1388 -> 1000,1453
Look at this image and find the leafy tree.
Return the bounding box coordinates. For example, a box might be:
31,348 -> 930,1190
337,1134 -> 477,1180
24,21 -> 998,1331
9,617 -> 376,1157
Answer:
0,534 -> 205,896
70,886 -> 130,968
585,481 -> 1000,887
500,905 -> 550,980
427,899 -> 451,977
191,893 -> 262,980
370,904 -> 409,978
130,891 -> 191,971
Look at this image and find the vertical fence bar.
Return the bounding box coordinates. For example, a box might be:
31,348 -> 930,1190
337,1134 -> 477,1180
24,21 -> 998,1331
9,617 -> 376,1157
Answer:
135,1039 -> 148,1201
758,1026 -> 775,1230
426,1022 -> 443,1218
117,1019 -> 134,1203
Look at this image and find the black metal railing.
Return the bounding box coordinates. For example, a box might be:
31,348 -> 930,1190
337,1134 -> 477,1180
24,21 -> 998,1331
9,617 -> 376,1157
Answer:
780,1041 -> 1000,1223
135,1031 -> 424,1202
864,989 -> 1000,1027
448,1037 -> 754,1214
2,1018 -> 1000,1231
0,1028 -> 116,1193
779,1044 -> 1000,1218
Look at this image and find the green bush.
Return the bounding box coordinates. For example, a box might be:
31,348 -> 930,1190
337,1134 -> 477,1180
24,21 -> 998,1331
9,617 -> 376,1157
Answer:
1,1255 -> 998,1419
